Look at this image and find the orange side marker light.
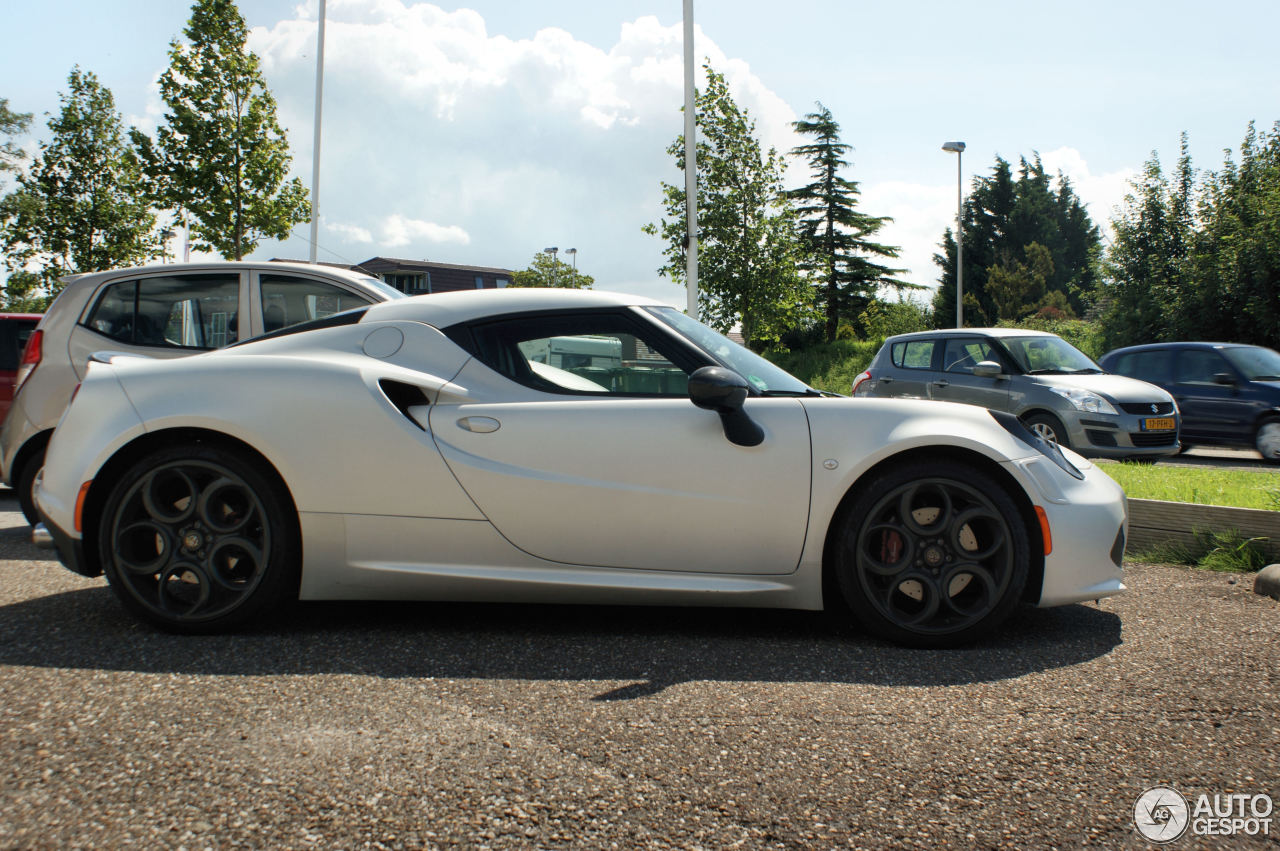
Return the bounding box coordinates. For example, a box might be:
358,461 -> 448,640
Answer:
74,481 -> 92,533
1034,505 -> 1053,556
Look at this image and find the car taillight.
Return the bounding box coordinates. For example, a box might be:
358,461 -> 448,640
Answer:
851,370 -> 876,396
14,329 -> 42,393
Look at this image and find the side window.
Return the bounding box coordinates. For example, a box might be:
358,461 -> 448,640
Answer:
467,312 -> 697,396
1175,350 -> 1230,385
260,275 -> 373,333
1116,350 -> 1168,383
943,338 -> 997,374
891,340 -> 936,370
85,274 -> 240,349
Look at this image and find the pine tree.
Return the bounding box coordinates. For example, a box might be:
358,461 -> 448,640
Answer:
934,155 -> 1101,327
644,64 -> 812,348
133,0 -> 309,260
0,68 -> 159,300
787,103 -> 907,341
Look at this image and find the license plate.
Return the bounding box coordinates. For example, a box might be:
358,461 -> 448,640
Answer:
1143,417 -> 1176,431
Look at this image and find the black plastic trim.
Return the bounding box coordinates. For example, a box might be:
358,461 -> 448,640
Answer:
228,306 -> 369,347
989,409 -> 1084,480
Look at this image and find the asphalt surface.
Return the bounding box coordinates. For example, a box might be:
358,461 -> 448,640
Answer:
1,490 -> 1278,849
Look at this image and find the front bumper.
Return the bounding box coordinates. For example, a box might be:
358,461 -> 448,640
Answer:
36,504 -> 97,578
1063,410 -> 1179,459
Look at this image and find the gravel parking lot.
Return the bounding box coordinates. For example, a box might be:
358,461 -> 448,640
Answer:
1,490 -> 1277,849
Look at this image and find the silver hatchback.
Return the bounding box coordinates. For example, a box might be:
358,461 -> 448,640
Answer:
1,261 -> 404,524
852,328 -> 1180,460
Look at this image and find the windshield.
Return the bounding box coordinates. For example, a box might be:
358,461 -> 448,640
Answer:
356,276 -> 408,300
1000,335 -> 1100,374
645,307 -> 812,395
1222,345 -> 1280,380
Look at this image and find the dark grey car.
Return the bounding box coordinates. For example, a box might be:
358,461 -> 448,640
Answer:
853,328 -> 1180,460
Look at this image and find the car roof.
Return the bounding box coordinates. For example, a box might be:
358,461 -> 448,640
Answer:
885,327 -> 1059,343
1102,341 -> 1257,356
361,288 -> 669,327
58,260 -> 385,289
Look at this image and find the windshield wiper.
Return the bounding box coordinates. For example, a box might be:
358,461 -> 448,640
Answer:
1026,368 -> 1066,375
1069,368 -> 1103,374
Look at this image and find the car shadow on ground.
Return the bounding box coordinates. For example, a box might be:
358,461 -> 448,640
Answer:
0,581 -> 1121,698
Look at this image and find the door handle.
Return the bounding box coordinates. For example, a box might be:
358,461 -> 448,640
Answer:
880,376 -> 894,383
932,380 -> 950,388
457,416 -> 501,434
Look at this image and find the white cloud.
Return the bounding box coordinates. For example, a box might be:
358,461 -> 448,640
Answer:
380,214 -> 470,248
240,2 -> 795,292
324,221 -> 373,243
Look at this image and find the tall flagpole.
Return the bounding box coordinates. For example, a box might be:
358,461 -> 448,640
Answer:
309,0 -> 327,263
682,0 -> 698,319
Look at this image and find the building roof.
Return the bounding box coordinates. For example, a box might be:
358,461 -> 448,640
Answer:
356,256 -> 515,277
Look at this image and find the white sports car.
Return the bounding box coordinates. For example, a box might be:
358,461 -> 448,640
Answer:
34,289 -> 1128,647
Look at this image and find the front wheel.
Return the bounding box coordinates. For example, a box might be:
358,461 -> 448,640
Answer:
835,460 -> 1029,647
97,443 -> 299,633
1022,413 -> 1070,450
1256,419 -> 1280,462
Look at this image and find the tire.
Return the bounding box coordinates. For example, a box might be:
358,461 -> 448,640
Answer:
1255,419 -> 1280,463
835,460 -> 1029,648
14,448 -> 43,527
97,443 -> 300,633
1022,412 -> 1070,450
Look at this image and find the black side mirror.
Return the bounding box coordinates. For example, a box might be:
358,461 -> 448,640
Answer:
688,366 -> 765,447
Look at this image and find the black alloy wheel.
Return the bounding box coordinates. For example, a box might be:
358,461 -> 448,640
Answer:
98,444 -> 298,632
837,461 -> 1029,647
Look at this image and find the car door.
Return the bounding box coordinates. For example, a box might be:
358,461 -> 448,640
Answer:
1171,348 -> 1254,443
879,337 -> 939,399
928,335 -> 1012,411
428,309 -> 812,575
69,270 -> 248,379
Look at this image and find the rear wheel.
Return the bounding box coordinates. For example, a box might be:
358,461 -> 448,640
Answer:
14,447 -> 43,526
1256,419 -> 1280,462
97,443 -> 299,633
1023,412 -> 1069,450
835,460 -> 1029,647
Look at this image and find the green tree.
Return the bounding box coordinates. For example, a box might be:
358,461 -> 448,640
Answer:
986,241 -> 1056,321
133,0 -> 309,260
1187,121 -> 1280,345
934,155 -> 1101,327
511,251 -> 594,288
1099,140 -> 1194,348
0,68 -> 159,302
787,102 -> 907,341
645,64 -> 813,347
0,97 -> 32,175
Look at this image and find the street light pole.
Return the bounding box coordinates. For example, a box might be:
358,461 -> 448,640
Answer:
942,141 -> 965,328
544,246 -> 559,287
308,0 -> 327,263
682,0 -> 699,319
566,247 -> 577,272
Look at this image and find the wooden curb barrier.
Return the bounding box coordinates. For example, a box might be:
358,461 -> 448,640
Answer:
1127,498 -> 1280,561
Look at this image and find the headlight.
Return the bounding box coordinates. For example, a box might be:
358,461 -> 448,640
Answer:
1047,386 -> 1117,415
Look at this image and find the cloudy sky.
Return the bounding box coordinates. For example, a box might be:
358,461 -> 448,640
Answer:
4,0 -> 1278,307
